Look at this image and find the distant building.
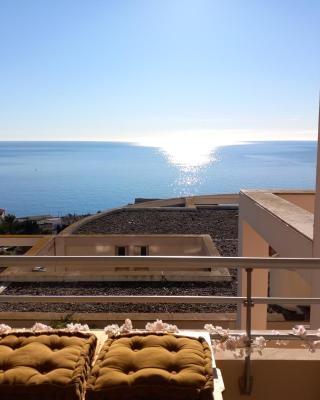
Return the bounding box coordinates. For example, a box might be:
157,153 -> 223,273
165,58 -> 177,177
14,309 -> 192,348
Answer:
17,215 -> 62,233
39,217 -> 62,232
17,214 -> 52,222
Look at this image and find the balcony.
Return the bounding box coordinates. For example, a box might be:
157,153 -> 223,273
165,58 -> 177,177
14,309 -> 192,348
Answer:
1,254 -> 320,399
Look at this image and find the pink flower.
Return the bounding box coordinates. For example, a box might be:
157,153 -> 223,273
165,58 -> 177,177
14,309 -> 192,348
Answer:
204,324 -> 229,338
253,336 -> 266,354
0,324 -> 11,334
65,323 -> 89,333
225,336 -> 238,352
292,325 -> 307,337
119,319 -> 133,333
31,322 -> 53,332
145,319 -> 179,333
104,324 -> 120,335
237,333 -> 248,348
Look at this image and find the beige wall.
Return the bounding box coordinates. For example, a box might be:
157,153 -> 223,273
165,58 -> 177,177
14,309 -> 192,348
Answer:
238,190 -> 315,328
34,238 -> 55,256
269,268 -> 312,299
35,235 -> 218,257
2,234 -> 230,282
276,193 -> 315,213
0,235 -> 46,247
217,354 -> 320,400
238,220 -> 269,329
238,192 -> 313,257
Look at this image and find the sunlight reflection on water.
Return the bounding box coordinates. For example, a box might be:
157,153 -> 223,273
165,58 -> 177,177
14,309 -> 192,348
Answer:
154,137 -> 219,196
169,165 -> 206,196
156,140 -> 217,168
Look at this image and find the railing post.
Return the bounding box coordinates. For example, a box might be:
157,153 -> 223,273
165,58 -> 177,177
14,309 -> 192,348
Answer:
240,267 -> 253,395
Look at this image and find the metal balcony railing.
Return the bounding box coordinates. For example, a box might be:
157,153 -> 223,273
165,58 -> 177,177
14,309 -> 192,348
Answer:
1,255 -> 320,394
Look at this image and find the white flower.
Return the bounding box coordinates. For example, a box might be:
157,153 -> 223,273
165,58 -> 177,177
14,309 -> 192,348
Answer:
145,319 -> 179,333
104,320 -> 134,336
147,319 -> 166,331
224,336 -> 238,352
65,323 -> 89,333
0,324 -> 11,334
253,336 -> 267,355
271,330 -> 282,345
204,324 -> 217,334
31,322 -> 53,332
104,324 -> 120,335
165,323 -> 179,333
305,340 -> 316,353
237,333 -> 248,348
119,319 -> 133,333
292,325 -> 307,337
253,336 -> 266,348
204,324 -> 229,338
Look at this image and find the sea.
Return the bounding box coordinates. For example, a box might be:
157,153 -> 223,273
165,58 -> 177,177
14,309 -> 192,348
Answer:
0,141 -> 317,217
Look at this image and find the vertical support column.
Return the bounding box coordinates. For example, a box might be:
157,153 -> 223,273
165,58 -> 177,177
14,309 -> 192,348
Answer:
312,100 -> 320,328
238,220 -> 269,329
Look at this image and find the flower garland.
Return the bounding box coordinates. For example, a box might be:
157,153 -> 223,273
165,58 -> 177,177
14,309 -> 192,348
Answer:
0,322 -> 89,334
204,324 -> 320,357
104,319 -> 133,335
145,319 -> 179,333
31,322 -> 53,332
104,319 -> 179,336
291,325 -> 320,353
204,324 -> 266,358
2,320 -> 320,355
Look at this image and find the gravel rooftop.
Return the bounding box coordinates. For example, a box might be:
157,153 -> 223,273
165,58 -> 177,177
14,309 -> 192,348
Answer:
1,207 -> 239,314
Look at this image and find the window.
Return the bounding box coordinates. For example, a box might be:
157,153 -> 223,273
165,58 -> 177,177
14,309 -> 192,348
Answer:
116,246 -> 127,256
133,245 -> 149,256
140,246 -> 148,256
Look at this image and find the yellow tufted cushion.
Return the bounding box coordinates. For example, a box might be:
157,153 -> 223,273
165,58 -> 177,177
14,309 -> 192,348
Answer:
86,333 -> 214,400
0,331 -> 97,400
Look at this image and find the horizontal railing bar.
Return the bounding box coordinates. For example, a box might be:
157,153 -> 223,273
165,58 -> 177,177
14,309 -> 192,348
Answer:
253,297 -> 320,305
1,295 -> 320,305
0,295 -> 244,304
1,256 -> 320,270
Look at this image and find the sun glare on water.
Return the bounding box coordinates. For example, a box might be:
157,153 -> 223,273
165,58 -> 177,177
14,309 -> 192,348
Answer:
157,139 -> 216,167
134,133 -> 242,195
132,129 -> 314,169
136,133 -> 242,168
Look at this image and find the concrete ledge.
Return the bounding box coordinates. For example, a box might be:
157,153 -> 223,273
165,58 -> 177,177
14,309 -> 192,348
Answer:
0,269 -> 231,282
0,312 -> 237,329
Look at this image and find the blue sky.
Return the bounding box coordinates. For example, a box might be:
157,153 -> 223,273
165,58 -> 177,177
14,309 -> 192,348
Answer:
0,0 -> 319,142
